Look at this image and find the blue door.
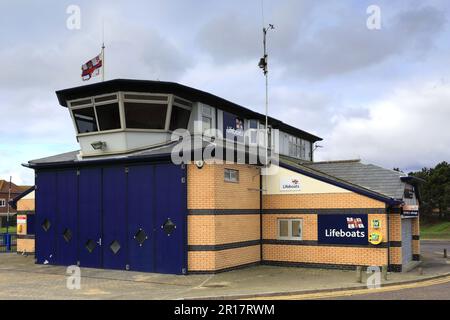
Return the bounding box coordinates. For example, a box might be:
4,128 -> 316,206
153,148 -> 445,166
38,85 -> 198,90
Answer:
78,168 -> 102,268
35,171 -> 57,264
154,164 -> 187,274
55,170 -> 78,266
102,166 -> 127,270
127,165 -> 155,272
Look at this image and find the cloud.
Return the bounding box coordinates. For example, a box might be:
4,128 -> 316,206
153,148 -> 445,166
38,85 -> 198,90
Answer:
196,3 -> 447,80
319,82 -> 450,171
279,5 -> 447,79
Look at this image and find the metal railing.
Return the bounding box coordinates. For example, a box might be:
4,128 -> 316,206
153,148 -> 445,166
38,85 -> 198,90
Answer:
0,233 -> 17,253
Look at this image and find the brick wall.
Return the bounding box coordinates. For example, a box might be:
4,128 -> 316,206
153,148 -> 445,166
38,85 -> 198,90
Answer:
263,193 -> 386,209
186,163 -> 409,273
388,213 -> 402,265
187,163 -> 261,272
412,217 -> 420,259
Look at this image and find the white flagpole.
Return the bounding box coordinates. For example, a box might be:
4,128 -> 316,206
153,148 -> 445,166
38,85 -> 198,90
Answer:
102,19 -> 105,82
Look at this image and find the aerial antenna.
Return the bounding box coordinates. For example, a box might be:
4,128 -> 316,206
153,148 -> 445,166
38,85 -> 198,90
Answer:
101,18 -> 105,82
258,16 -> 274,166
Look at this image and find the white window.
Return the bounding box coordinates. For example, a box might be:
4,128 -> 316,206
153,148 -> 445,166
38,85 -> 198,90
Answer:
248,119 -> 259,145
0,199 -> 6,207
278,219 -> 303,240
201,105 -> 213,133
224,168 -> 239,183
288,135 -> 308,160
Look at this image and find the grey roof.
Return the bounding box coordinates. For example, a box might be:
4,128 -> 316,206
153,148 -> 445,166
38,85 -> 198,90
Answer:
304,160 -> 407,200
279,156 -> 397,204
28,150 -> 80,165
26,144 -> 176,167
25,139 -> 268,168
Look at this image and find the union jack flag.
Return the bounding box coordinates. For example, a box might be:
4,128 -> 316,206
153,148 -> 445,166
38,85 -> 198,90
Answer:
347,217 -> 364,229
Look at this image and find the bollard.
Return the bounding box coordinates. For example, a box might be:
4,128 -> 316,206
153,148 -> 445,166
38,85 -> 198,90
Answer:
5,234 -> 11,252
444,249 -> 448,259
382,265 -> 388,281
356,266 -> 363,283
418,267 -> 424,275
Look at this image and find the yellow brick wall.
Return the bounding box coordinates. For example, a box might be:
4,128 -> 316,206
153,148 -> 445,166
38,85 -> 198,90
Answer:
187,163 -> 261,272
17,238 -> 35,253
188,245 -> 260,272
389,247 -> 402,265
186,163 -> 403,272
188,215 -> 260,245
187,164 -> 217,209
17,199 -> 35,211
389,214 -> 402,241
263,245 -> 387,266
412,217 -> 420,256
263,193 -> 386,209
188,163 -> 260,210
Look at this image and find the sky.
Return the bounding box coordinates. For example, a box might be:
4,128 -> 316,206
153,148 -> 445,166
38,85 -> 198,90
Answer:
0,0 -> 450,185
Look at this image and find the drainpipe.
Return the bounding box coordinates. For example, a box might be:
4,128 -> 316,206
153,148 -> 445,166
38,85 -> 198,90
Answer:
259,173 -> 263,263
387,206 -> 390,271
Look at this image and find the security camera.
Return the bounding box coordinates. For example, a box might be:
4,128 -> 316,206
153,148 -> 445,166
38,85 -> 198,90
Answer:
195,160 -> 204,169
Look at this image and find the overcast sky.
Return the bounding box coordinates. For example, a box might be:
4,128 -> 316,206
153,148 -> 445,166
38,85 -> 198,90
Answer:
1,0 -> 449,185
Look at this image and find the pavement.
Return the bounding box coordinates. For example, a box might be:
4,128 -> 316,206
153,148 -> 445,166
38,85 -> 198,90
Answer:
0,240 -> 448,300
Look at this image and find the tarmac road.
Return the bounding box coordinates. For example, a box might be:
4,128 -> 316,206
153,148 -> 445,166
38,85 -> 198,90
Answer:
334,277 -> 450,300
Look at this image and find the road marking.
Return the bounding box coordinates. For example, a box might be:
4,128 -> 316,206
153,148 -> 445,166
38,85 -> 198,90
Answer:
244,275 -> 450,300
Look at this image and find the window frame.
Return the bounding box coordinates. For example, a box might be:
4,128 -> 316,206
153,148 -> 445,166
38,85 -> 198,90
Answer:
277,218 -> 303,241
224,168 -> 239,183
248,119 -> 259,145
200,104 -> 215,135
0,199 -> 5,207
69,93 -> 122,135
122,92 -> 170,131
71,105 -> 99,134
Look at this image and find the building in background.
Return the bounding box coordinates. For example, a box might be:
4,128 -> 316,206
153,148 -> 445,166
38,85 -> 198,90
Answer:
0,180 -> 31,230
24,79 -> 422,274
10,187 -> 35,253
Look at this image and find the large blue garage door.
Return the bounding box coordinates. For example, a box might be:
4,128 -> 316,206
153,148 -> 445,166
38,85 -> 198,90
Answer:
78,168 -> 102,268
35,171 -> 57,265
127,165 -> 155,272
103,167 -> 127,270
35,163 -> 187,274
55,170 -> 78,266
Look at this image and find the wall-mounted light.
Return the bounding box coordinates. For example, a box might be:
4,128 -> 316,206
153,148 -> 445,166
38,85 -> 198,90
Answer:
91,141 -> 107,150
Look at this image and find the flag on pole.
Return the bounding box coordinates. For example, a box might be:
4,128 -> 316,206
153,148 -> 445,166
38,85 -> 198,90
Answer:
81,53 -> 103,81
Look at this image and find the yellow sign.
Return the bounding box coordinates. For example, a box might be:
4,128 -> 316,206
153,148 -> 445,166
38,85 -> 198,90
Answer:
16,214 -> 27,235
371,219 -> 381,229
369,232 -> 383,245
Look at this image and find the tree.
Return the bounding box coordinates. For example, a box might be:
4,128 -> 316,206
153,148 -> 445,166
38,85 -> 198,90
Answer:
410,162 -> 450,220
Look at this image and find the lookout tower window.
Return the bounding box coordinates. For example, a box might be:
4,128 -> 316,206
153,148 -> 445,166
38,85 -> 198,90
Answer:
73,107 -> 98,133
96,103 -> 121,131
124,102 -> 168,129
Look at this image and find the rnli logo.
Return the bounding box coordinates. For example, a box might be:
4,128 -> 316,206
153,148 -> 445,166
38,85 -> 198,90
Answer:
280,177 -> 301,191
346,217 -> 364,229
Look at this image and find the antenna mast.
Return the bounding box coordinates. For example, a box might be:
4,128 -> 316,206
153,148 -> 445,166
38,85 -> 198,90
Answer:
102,19 -> 105,82
258,24 -> 274,166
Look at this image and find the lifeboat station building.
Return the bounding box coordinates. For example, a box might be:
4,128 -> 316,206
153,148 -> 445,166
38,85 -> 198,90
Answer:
25,79 -> 422,275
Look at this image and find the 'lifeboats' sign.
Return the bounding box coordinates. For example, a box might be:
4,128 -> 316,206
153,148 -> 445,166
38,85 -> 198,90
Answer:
280,177 -> 301,191
318,214 -> 368,245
